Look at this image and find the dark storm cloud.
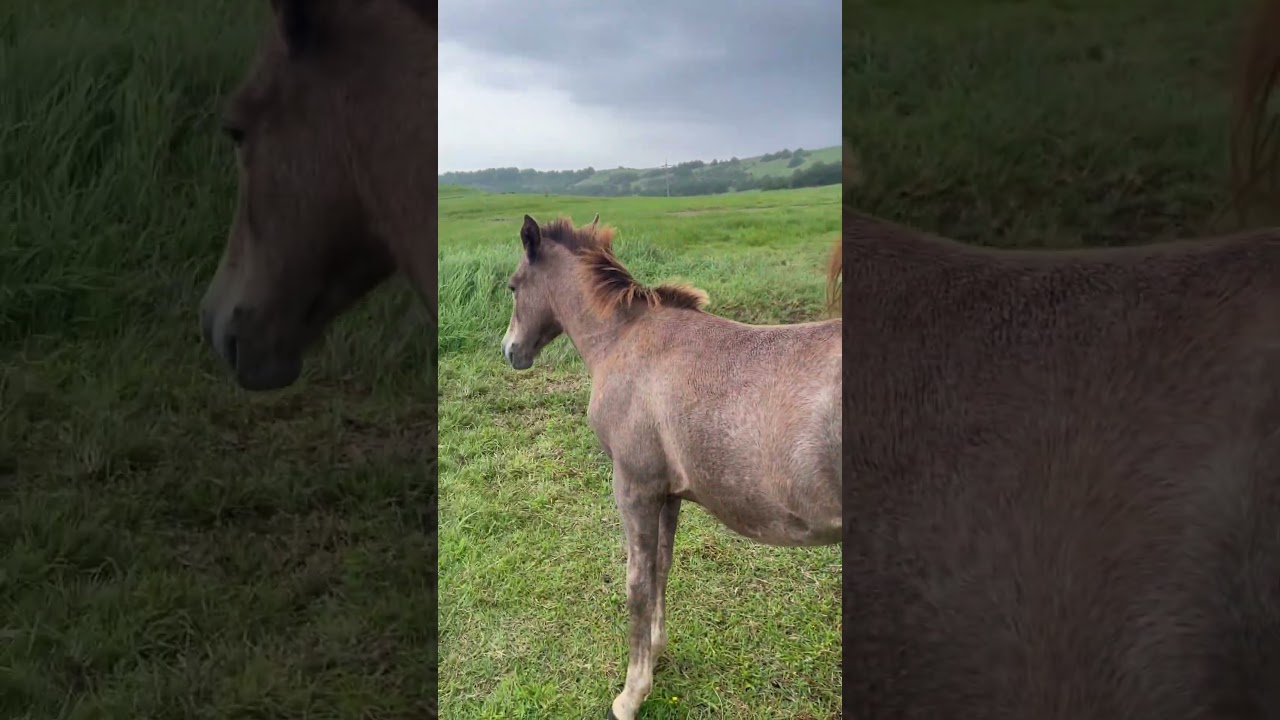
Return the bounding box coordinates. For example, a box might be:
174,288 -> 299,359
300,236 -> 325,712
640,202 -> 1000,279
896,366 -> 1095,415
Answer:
439,0 -> 840,155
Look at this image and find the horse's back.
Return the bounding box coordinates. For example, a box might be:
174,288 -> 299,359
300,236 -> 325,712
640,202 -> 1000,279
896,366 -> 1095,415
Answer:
843,221 -> 1280,718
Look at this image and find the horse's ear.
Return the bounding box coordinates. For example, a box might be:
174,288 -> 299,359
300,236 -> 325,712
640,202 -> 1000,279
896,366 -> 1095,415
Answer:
585,213 -> 600,230
521,215 -> 541,261
271,0 -> 323,56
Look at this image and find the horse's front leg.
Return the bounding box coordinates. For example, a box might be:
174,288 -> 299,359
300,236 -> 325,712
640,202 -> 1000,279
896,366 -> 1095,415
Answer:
608,468 -> 665,720
652,495 -> 681,659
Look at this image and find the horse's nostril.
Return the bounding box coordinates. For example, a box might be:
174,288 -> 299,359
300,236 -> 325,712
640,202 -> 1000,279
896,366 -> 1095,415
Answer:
220,307 -> 247,369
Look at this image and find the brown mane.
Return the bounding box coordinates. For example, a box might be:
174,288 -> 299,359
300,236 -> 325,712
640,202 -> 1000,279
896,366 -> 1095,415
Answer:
540,216 -> 709,317
826,241 -> 842,317
539,216 -> 616,253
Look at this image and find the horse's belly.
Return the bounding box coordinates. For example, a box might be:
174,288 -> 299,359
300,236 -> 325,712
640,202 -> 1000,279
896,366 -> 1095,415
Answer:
661,381 -> 840,546
675,467 -> 841,547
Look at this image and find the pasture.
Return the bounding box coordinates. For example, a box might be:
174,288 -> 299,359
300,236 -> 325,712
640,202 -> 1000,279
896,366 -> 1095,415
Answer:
437,185 -> 842,718
847,0 -> 1256,242
3,2 -> 437,718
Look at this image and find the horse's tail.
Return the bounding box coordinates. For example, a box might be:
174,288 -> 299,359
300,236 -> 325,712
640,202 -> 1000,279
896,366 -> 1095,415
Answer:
1230,0 -> 1280,222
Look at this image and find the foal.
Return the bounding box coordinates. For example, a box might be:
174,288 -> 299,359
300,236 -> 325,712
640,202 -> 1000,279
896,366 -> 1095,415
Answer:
501,214 -> 841,720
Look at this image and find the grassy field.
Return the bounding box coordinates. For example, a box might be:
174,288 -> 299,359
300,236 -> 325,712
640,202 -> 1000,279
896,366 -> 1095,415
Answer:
437,184 -> 842,718
2,3 -> 437,718
847,0 -> 1264,243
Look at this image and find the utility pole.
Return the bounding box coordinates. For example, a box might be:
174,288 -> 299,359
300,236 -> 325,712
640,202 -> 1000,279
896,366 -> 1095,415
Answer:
662,159 -> 671,197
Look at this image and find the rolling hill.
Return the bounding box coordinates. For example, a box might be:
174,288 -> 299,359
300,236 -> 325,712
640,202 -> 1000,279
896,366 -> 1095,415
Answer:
437,145 -> 841,198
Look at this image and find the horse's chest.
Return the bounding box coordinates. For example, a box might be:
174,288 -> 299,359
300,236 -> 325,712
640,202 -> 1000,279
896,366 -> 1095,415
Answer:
586,392 -> 629,462
587,387 -> 665,472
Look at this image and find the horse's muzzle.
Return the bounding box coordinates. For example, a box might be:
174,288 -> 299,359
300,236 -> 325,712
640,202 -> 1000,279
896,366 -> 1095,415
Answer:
502,340 -> 534,370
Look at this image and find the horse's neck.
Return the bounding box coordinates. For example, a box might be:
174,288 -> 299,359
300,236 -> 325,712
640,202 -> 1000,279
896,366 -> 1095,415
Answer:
552,280 -> 633,376
365,172 -> 435,324
352,50 -> 437,324
392,218 -> 437,322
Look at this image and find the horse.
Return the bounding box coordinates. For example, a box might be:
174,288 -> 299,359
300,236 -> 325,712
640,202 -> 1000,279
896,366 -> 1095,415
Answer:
198,0 -> 436,392
194,0 -> 438,716
500,214 -> 841,720
835,0 -> 1280,715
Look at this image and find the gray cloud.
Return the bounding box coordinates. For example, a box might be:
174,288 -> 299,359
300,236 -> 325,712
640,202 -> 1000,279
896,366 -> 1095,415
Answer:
438,0 -> 840,172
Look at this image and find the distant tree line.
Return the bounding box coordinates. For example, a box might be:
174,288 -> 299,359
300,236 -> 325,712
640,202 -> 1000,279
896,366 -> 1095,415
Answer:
438,148 -> 840,197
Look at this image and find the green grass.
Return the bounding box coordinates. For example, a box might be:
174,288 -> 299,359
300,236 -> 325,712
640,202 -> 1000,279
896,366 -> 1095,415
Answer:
437,185 -> 842,718
846,0 -> 1264,244
2,3 -> 437,718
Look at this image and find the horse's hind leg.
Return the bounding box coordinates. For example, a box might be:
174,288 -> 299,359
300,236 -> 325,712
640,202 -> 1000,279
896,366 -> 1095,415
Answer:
608,470 -> 665,720
652,496 -> 682,659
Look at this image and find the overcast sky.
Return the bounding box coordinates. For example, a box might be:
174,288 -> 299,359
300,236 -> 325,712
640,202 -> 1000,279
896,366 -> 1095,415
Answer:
438,0 -> 841,173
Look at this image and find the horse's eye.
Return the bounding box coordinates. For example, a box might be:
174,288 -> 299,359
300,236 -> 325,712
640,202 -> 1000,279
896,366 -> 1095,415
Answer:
223,124 -> 245,145
507,283 -> 516,293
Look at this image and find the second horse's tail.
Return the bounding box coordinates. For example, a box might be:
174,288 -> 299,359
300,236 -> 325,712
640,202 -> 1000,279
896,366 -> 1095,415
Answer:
826,240 -> 841,317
